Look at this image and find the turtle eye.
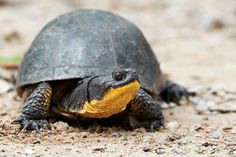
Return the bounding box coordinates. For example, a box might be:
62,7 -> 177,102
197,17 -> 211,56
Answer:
112,71 -> 126,81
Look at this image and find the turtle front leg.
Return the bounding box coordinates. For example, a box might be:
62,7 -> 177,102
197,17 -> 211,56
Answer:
160,80 -> 189,105
17,82 -> 52,132
128,89 -> 164,131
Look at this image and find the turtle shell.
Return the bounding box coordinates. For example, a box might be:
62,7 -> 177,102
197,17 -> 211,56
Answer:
16,9 -> 164,95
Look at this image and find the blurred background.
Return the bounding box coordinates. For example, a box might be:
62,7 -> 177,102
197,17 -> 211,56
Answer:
0,0 -> 236,89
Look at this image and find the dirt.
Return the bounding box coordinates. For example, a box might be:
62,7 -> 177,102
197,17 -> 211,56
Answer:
0,0 -> 236,156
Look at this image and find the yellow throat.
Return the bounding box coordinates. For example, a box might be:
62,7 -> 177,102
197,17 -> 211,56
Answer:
76,80 -> 140,118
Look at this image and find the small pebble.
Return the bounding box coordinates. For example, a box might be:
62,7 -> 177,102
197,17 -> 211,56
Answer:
212,128 -> 223,139
24,148 -> 34,155
155,147 -> 166,154
53,121 -> 69,130
172,147 -> 185,155
167,121 -> 180,130
32,140 -> 40,144
142,147 -> 152,152
194,147 -> 206,154
93,147 -> 106,152
169,102 -> 177,108
112,132 -> 121,137
142,136 -> 152,143
160,102 -> 169,109
210,102 -> 236,113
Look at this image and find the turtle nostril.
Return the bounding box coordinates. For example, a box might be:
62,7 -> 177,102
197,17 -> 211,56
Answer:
132,71 -> 138,76
132,71 -> 139,80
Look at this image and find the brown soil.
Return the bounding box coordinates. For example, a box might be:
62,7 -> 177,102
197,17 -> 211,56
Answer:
0,0 -> 236,156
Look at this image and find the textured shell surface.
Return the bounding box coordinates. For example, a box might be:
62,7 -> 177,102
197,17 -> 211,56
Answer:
17,9 -> 163,94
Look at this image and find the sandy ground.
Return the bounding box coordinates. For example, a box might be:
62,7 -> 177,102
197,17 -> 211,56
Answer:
0,0 -> 236,156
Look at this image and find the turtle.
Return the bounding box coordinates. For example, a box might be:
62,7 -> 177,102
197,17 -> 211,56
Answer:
16,9 -> 189,132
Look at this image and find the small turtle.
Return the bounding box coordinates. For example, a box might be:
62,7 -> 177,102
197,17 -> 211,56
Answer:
16,9 -> 188,132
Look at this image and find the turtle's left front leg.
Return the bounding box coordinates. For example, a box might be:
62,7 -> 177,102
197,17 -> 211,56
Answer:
17,82 -> 52,132
128,89 -> 164,131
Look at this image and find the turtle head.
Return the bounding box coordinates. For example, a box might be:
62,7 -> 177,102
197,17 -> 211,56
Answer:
61,69 -> 140,118
87,69 -> 140,100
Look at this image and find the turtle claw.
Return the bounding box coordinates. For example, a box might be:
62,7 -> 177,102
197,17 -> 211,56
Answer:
17,115 -> 51,133
148,119 -> 165,132
129,114 -> 164,132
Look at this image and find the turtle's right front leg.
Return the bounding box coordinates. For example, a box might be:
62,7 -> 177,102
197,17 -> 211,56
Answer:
18,82 -> 52,132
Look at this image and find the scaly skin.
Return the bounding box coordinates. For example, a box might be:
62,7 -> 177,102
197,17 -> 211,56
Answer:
128,81 -> 188,131
18,82 -> 52,132
128,89 -> 164,131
